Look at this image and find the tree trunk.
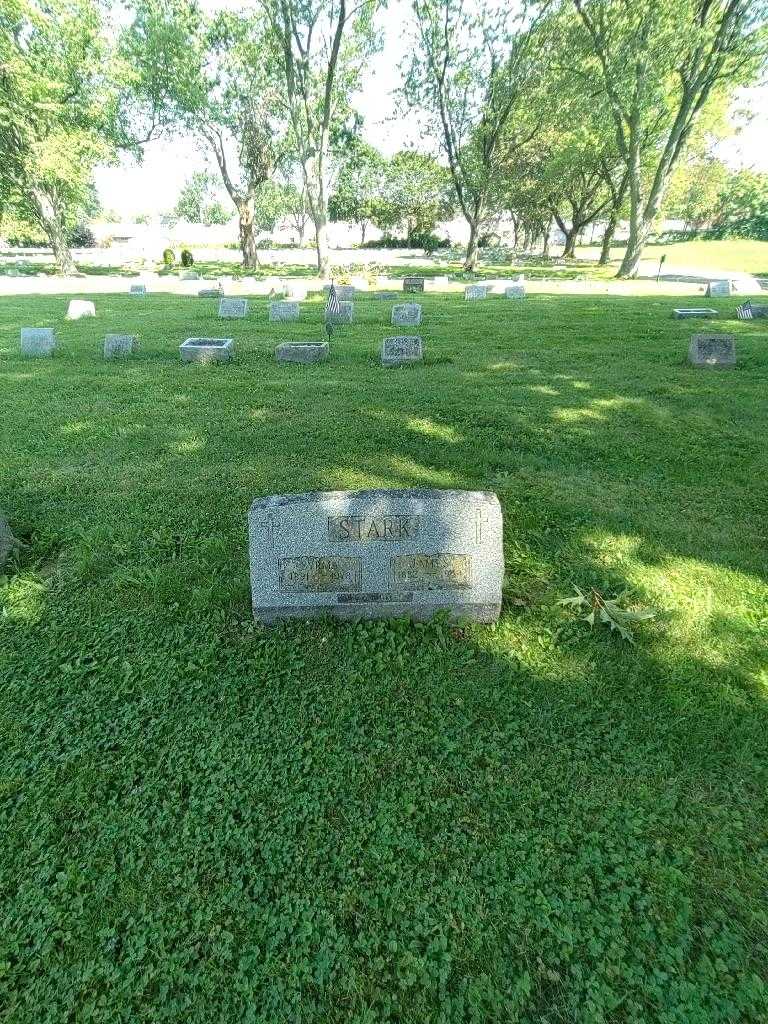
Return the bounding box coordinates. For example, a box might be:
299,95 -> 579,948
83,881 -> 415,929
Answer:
464,219 -> 480,271
314,213 -> 330,276
360,221 -> 367,246
562,227 -> 578,259
542,217 -> 552,258
599,211 -> 618,265
297,219 -> 305,246
31,189 -> 76,275
238,202 -> 260,269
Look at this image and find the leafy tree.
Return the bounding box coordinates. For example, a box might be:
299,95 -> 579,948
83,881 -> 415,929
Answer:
710,169 -> 768,238
121,1 -> 284,267
405,0 -> 550,270
0,0 -> 118,273
569,0 -> 767,277
260,0 -> 385,275
282,182 -> 311,244
376,151 -> 454,241
664,153 -> 731,231
173,172 -> 231,225
328,141 -> 386,244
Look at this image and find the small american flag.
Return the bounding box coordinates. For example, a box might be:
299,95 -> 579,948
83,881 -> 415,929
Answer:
325,282 -> 341,322
736,301 -> 754,320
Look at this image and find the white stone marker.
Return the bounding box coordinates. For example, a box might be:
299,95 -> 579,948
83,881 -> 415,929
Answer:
180,270 -> 201,281
21,328 -> 56,356
284,281 -> 308,301
275,342 -> 329,364
219,298 -> 249,319
673,309 -> 718,319
129,284 -> 147,297
706,280 -> 732,297
104,335 -> 135,358
66,300 -> 96,320
249,489 -> 504,624
688,334 -> 736,368
464,285 -> 487,301
381,336 -> 424,367
270,301 -> 300,322
180,338 -> 234,363
391,303 -> 422,327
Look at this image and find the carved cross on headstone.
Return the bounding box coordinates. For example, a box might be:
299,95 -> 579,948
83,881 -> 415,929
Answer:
475,507 -> 489,544
257,514 -> 282,551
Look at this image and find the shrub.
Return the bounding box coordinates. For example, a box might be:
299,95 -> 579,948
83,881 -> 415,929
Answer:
67,224 -> 97,248
180,249 -> 194,267
162,248 -> 176,266
408,231 -> 449,255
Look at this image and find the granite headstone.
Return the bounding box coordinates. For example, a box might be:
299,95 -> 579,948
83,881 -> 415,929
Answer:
464,285 -> 487,301
688,333 -> 736,368
403,277 -> 425,293
391,303 -> 422,327
381,336 -> 424,367
21,328 -> 56,356
326,301 -> 353,325
248,489 -> 503,624
219,298 -> 249,319
104,334 -> 135,358
270,301 -> 300,322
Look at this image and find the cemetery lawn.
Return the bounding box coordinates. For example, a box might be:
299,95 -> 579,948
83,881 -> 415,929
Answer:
1,287 -> 767,1023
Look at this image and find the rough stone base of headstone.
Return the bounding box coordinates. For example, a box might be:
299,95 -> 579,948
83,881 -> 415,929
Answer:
673,308 -> 718,319
382,336 -> 424,367
104,334 -> 135,358
688,333 -> 736,368
180,338 -> 234,363
275,342 -> 329,364
21,328 -> 56,356
67,300 -> 96,320
248,489 -> 504,625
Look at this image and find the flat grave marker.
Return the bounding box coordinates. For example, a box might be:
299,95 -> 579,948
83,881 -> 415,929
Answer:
21,328 -> 56,356
673,308 -> 718,319
249,488 -> 504,624
180,337 -> 234,363
275,342 -> 329,364
381,335 -> 424,367
391,303 -> 422,327
219,298 -> 249,319
688,333 -> 736,368
66,300 -> 96,320
104,334 -> 135,358
270,301 -> 300,322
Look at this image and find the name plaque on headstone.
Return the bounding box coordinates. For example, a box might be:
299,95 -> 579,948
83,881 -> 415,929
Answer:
249,489 -> 503,624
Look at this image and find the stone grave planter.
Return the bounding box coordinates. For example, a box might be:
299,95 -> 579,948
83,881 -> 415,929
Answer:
104,334 -> 135,358
391,303 -> 422,327
248,488 -> 504,624
381,336 -> 424,367
180,338 -> 234,363
673,308 -> 718,319
688,333 -> 736,368
21,328 -> 56,356
275,342 -> 329,364
270,301 -> 300,322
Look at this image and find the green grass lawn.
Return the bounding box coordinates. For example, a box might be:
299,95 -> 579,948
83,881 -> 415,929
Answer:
578,238 -> 768,277
1,289 -> 767,1022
